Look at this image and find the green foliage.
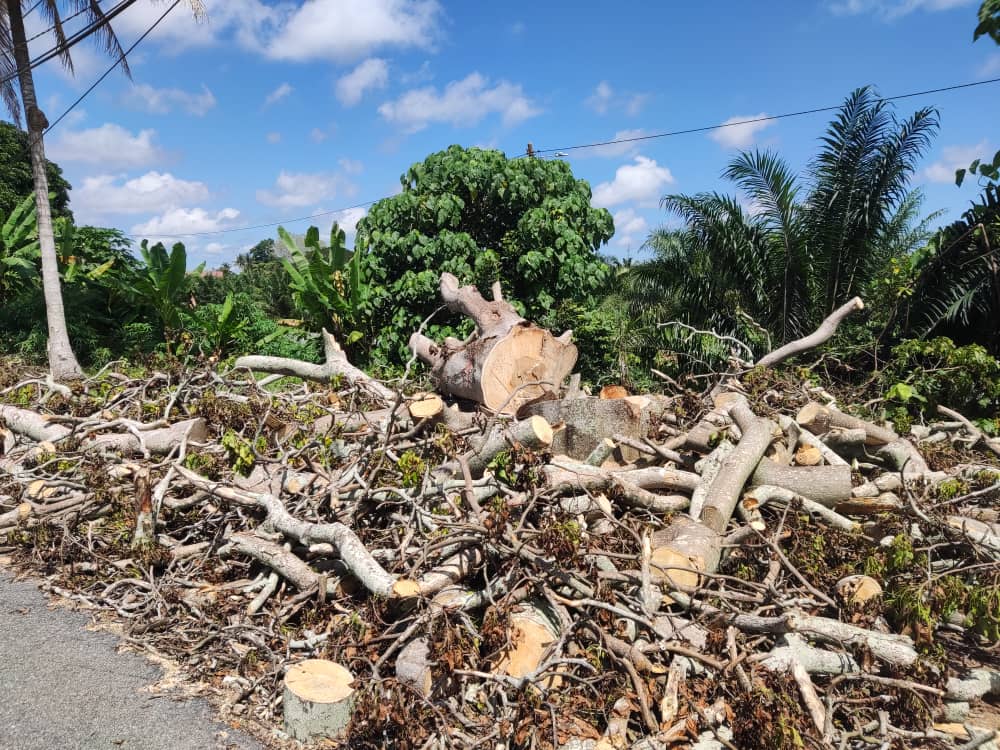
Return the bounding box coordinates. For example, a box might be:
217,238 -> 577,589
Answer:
354,146 -> 613,367
279,223 -> 366,339
880,337 -> 1000,421
221,429 -> 256,476
955,148 -> 1000,187
0,194 -> 39,300
892,185 -> 1000,353
188,293 -> 246,357
0,121 -> 72,222
640,88 -> 938,360
397,450 -> 425,488
120,241 -> 203,350
974,0 -> 1000,43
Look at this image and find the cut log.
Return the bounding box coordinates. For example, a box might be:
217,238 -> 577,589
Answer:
410,273 -> 577,414
462,416 -> 553,477
649,517 -> 721,591
283,659 -> 356,742
750,459 -> 853,508
796,401 -> 897,446
0,404 -> 207,456
699,399 -> 775,533
521,395 -> 650,461
835,575 -> 882,606
396,637 -> 433,698
493,599 -> 560,686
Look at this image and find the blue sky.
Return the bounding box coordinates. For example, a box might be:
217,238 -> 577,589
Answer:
16,0 -> 1000,265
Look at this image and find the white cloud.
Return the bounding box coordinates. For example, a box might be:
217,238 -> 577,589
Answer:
923,140 -> 990,183
581,129 -> 650,158
123,83 -> 217,116
256,170 -> 357,208
586,81 -> 614,114
625,93 -> 649,117
266,132 -> 282,144
339,158 -> 364,174
325,206 -> 368,246
979,53 -> 1000,78
110,0 -> 279,51
709,114 -> 774,149
267,0 -> 440,62
204,242 -> 228,255
592,156 -> 675,208
72,172 -> 211,219
401,60 -> 433,85
585,81 -> 649,116
612,208 -> 649,248
48,124 -> 166,168
132,207 -> 241,238
264,82 -> 293,106
335,58 -> 389,106
828,0 -> 974,18
310,127 -> 330,143
378,72 -> 539,132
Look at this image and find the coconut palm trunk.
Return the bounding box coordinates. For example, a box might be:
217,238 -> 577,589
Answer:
6,0 -> 84,379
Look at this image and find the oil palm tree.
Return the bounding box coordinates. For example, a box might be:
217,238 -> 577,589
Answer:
628,87 -> 938,356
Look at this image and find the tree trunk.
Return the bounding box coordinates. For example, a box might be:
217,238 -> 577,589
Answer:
7,0 -> 84,381
410,273 -> 578,414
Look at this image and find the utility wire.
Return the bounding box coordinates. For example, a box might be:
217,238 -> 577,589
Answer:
520,76 -> 1000,157
1,0 -> 137,86
26,1 -> 105,44
138,73 -> 1000,241
42,0 -> 180,137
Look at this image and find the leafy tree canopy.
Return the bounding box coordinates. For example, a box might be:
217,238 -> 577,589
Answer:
354,145 -> 614,367
0,120 -> 72,221
975,0 -> 1000,43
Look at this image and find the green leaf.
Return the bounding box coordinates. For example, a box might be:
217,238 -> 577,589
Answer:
955,168 -> 967,187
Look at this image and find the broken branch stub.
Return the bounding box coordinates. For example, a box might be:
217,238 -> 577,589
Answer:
409,273 -> 578,414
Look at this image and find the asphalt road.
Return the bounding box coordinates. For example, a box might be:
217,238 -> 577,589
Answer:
0,571 -> 265,750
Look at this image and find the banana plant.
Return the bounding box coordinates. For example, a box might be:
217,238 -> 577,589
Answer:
120,240 -> 204,351
278,223 -> 367,341
191,292 -> 247,358
0,194 -> 41,299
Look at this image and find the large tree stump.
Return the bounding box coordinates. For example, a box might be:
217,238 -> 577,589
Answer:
283,659 -> 356,742
410,273 -> 578,414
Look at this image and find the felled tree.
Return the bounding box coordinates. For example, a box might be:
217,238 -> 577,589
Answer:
353,145 -> 614,367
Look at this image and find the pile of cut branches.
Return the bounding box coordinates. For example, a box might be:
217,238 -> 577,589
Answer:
0,278 -> 998,750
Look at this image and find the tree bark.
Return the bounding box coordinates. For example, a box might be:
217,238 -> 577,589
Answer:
234,329 -> 395,402
754,297 -> 864,369
6,0 -> 83,381
410,273 -> 578,414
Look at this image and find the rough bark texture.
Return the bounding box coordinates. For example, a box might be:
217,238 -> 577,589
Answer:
410,273 -> 578,414
6,0 -> 83,381
522,395 -> 651,461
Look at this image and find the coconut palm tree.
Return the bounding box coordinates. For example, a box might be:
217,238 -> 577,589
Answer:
626,87 -> 938,357
1,0 -> 131,379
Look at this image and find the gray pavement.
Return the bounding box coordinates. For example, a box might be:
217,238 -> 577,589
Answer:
0,571 -> 265,750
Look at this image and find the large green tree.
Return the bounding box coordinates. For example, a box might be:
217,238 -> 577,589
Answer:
0,120 -> 71,220
627,87 -> 938,355
354,145 -> 614,367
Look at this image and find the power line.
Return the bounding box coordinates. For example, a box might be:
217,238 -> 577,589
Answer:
26,1 -> 106,44
522,76 -> 1000,157
138,73 -> 1000,241
42,0 -> 180,137
1,0 -> 137,86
